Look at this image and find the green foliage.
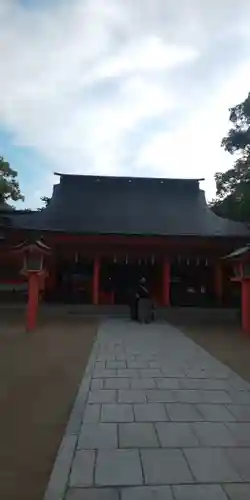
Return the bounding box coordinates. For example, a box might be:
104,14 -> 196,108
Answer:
0,157 -> 24,203
211,92 -> 250,222
39,196 -> 50,210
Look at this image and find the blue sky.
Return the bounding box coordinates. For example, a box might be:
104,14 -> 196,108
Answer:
1,0 -> 250,209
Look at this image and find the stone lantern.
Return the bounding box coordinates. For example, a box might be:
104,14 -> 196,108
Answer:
13,239 -> 50,331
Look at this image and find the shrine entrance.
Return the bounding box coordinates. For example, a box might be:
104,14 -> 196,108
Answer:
100,259 -> 162,305
53,256 -> 93,303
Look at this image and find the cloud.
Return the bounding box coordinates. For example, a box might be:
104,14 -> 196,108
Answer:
85,36 -> 198,84
134,62 -> 250,198
0,0 -> 250,205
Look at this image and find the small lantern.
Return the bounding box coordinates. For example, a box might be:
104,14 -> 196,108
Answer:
12,239 -> 50,277
233,263 -> 242,279
242,263 -> 250,279
223,245 -> 250,282
11,239 -> 51,332
23,248 -> 44,273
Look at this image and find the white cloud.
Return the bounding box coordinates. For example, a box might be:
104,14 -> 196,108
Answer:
135,63 -> 250,199
0,0 -> 250,206
85,36 -> 198,83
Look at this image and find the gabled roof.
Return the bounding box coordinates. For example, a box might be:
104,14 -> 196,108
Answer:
223,245 -> 250,259
9,173 -> 250,237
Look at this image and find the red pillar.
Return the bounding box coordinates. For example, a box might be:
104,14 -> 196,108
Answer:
241,280 -> 250,334
26,273 -> 39,331
162,261 -> 170,306
93,258 -> 100,305
214,263 -> 223,304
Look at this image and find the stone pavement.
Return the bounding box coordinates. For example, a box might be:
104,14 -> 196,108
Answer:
44,320 -> 250,500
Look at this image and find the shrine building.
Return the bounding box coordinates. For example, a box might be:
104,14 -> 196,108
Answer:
0,173 -> 249,308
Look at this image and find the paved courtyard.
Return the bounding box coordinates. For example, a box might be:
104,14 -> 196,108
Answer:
44,320 -> 250,500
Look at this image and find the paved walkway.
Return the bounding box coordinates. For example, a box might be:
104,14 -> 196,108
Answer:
44,320 -> 250,500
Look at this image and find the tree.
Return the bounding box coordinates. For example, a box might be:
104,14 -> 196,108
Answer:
38,196 -> 51,211
40,196 -> 50,208
0,157 -> 24,203
211,92 -> 250,222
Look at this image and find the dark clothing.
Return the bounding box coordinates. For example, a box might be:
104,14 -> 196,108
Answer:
128,287 -> 138,320
130,297 -> 138,321
136,283 -> 152,323
137,298 -> 152,323
137,284 -> 149,299
129,282 -> 153,323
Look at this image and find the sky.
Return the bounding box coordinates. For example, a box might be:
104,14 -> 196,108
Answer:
0,0 -> 250,209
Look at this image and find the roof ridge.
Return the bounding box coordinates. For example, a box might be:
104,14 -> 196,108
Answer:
54,172 -> 204,182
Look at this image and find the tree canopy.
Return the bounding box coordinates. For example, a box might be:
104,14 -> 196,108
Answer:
0,157 -> 24,204
38,195 -> 50,210
211,92 -> 250,222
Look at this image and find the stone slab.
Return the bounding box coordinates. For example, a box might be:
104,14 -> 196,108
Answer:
223,483 -> 250,500
155,378 -> 181,389
166,403 -> 203,421
78,423 -> 117,449
95,450 -> 143,486
93,369 -> 116,378
199,390 -> 232,404
180,378 -> 230,390
95,361 -> 105,370
184,448 -> 241,482
127,360 -> 149,369
229,376 -> 250,391
191,422 -> 237,447
106,361 -> 127,369
147,390 -> 175,402
173,389 -> 232,404
227,405 -> 250,422
65,488 -> 119,500
162,367 -> 186,377
117,369 -> 139,378
134,403 -> 168,422
69,450 -> 95,487
130,378 -> 156,389
226,448 -> 250,481
83,405 -> 101,424
141,448 -> 193,484
119,423 -> 159,448
101,404 -> 134,422
104,378 -> 130,389
197,404 -> 236,422
156,422 -> 200,447
173,484 -> 228,500
91,380 -> 104,390
226,423 -> 250,446
118,390 -> 146,403
139,369 -> 163,378
88,390 -> 116,404
226,390 -> 250,405
121,486 -> 174,500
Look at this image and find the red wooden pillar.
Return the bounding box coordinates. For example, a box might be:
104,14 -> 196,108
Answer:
162,261 -> 170,306
27,273 -> 40,331
93,258 -> 100,305
241,280 -> 250,334
214,263 -> 223,304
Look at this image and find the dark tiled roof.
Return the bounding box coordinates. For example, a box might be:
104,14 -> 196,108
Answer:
223,245 -> 250,259
10,174 -> 250,237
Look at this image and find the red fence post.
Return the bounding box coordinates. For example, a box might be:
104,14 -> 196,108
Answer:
93,258 -> 100,305
26,273 -> 39,331
162,261 -> 170,306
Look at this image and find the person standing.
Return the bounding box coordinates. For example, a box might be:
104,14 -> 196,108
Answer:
137,277 -> 152,323
128,283 -> 138,321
